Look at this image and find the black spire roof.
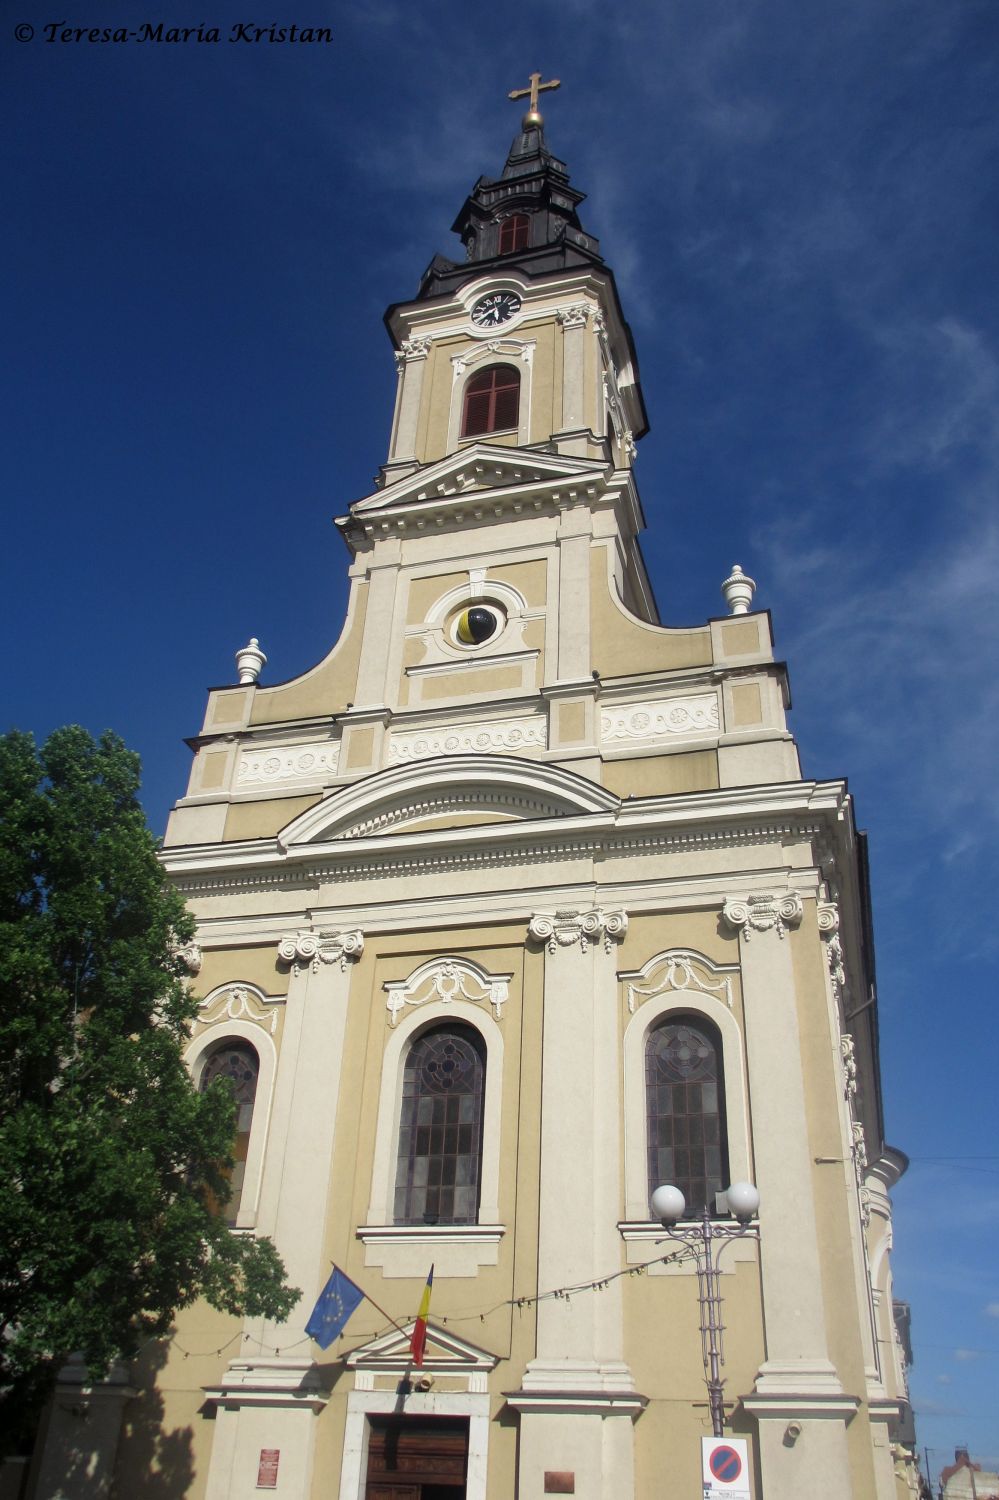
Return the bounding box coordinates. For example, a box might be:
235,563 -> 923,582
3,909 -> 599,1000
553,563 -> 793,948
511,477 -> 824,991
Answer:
416,122 -> 604,301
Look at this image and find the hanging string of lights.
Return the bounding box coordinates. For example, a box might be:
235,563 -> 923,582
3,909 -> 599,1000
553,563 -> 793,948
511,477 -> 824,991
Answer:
169,1243 -> 694,1360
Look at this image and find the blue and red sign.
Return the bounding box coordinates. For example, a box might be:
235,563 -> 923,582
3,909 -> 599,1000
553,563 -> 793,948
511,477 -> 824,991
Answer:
709,1446 -> 742,1482
702,1437 -> 751,1497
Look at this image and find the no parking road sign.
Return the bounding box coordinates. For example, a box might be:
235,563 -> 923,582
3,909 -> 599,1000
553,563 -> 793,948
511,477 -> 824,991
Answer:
702,1437 -> 751,1499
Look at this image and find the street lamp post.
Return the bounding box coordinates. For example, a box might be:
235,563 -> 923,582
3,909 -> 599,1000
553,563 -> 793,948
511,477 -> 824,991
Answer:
651,1181 -> 760,1438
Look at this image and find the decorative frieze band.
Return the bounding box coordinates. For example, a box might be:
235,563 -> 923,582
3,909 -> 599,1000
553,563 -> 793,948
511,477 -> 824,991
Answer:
721,892 -> 804,941
384,957 -> 510,1028
600,694 -> 719,744
528,908 -> 628,955
237,740 -> 341,787
277,930 -> 364,975
388,717 -> 546,764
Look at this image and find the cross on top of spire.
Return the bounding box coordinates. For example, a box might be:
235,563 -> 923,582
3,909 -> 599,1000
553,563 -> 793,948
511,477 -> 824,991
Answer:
508,71 -> 561,129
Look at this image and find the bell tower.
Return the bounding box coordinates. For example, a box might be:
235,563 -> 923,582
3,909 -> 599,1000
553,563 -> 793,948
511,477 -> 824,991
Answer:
382,80 -> 647,484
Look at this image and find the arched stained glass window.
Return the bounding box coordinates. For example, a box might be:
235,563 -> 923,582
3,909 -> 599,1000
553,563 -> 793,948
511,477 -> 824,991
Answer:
200,1042 -> 259,1225
646,1018 -> 726,1215
461,365 -> 520,438
498,213 -> 530,254
394,1025 -> 485,1226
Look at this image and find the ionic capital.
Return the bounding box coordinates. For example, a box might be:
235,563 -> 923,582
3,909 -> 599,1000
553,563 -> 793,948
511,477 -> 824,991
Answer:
277,929 -> 364,975
721,892 -> 804,941
528,908 -> 628,955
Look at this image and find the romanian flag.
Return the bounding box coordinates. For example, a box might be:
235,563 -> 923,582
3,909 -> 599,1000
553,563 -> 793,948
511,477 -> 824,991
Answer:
409,1265 -> 434,1367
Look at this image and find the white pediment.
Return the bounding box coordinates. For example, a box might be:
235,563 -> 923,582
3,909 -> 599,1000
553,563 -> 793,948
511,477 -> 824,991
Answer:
345,1321 -> 498,1375
348,444 -> 613,516
277,755 -> 620,849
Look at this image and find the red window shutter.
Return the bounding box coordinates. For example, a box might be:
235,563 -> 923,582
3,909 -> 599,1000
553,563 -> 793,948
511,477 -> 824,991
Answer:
462,366 -> 520,437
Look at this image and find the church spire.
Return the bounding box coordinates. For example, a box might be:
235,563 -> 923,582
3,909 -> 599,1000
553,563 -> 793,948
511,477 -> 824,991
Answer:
416,75 -> 603,301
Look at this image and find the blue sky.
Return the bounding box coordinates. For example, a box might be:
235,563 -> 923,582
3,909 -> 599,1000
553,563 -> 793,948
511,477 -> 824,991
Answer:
4,0 -> 998,1481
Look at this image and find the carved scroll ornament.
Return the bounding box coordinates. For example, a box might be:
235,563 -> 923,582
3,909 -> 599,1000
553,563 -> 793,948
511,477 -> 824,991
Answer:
528,909 -> 628,955
721,892 -> 804,941
277,930 -> 364,975
384,958 -> 510,1028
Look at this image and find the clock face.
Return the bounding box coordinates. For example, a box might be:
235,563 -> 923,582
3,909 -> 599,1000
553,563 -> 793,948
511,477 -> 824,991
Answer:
471,291 -> 522,328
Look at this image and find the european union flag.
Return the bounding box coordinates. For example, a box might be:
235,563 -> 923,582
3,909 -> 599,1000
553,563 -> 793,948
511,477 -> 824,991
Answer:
305,1267 -> 365,1350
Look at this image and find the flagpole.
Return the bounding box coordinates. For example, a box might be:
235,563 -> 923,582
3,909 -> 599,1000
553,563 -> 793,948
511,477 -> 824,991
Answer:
331,1264 -> 411,1342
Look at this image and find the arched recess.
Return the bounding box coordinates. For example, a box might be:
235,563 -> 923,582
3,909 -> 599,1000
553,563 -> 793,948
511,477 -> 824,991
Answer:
621,951 -> 750,1221
365,991 -> 505,1231
186,1012 -> 277,1230
278,753 -> 620,849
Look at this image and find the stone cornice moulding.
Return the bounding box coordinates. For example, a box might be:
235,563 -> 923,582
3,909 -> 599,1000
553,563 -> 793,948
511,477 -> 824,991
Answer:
161,778 -> 854,887
383,956 -> 511,1027
528,908 -> 628,954
168,830 -> 827,897
276,929 -> 364,975
721,891 -> 804,941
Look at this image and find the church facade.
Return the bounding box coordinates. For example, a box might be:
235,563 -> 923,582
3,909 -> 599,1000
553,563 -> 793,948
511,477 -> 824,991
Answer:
28,90 -> 919,1500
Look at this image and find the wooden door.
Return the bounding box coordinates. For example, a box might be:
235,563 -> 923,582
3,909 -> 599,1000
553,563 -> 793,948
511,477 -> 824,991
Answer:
365,1418 -> 468,1500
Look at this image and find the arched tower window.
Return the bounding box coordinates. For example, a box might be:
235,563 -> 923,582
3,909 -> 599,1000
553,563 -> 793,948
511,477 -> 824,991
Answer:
645,1017 -> 726,1215
461,364 -> 520,438
394,1024 -> 485,1226
498,214 -> 530,254
200,1041 -> 260,1226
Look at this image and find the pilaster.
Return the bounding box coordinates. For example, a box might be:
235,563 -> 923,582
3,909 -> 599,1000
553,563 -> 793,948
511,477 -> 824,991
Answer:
509,909 -> 643,1500
721,893 -> 858,1498
389,335 -> 431,463
555,503 -> 593,683
202,929 -> 362,1500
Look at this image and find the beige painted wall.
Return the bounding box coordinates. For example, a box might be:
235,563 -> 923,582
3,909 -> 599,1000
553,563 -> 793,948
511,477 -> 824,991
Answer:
591,557 -> 713,677
247,582 -> 368,726
223,793 -> 321,842
602,751 -> 719,797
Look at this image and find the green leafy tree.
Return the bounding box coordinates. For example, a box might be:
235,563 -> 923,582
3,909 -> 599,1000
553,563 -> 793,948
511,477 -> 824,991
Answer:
0,727 -> 299,1455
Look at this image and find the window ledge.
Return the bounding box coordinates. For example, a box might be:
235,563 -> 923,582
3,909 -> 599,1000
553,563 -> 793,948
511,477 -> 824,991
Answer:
356,1224 -> 505,1279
